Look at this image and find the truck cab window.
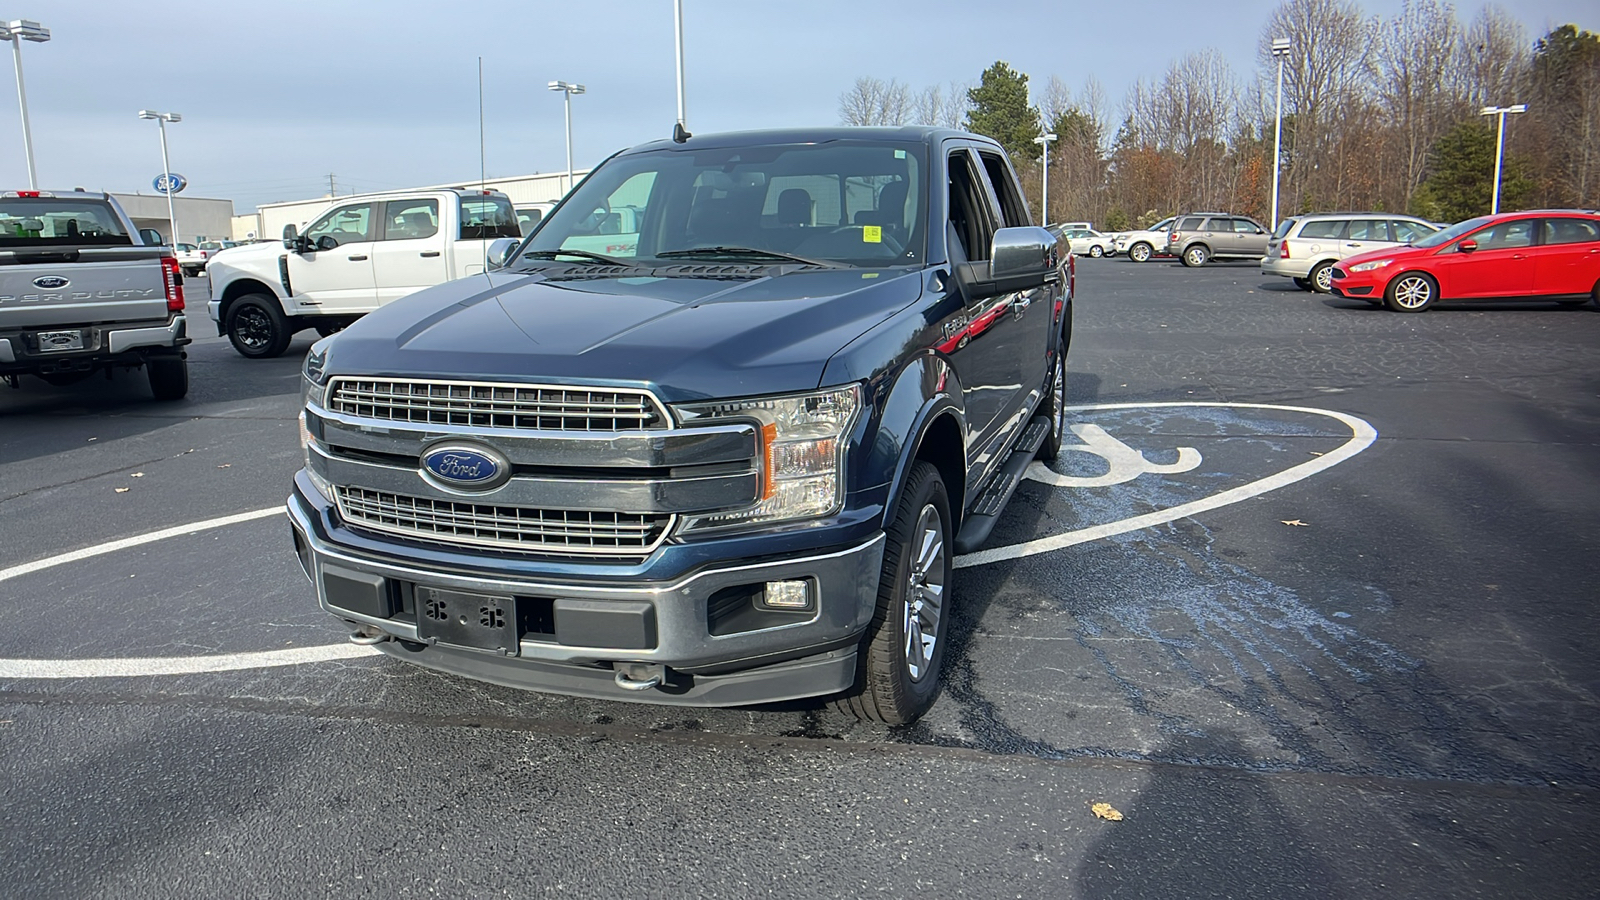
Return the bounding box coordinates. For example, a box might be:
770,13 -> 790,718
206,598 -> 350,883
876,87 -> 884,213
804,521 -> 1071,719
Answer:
459,195 -> 520,240
303,204 -> 375,248
977,151 -> 1029,228
947,150 -> 993,262
382,199 -> 439,241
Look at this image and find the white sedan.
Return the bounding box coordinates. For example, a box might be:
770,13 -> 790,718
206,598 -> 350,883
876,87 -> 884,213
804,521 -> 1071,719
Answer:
1057,227 -> 1117,258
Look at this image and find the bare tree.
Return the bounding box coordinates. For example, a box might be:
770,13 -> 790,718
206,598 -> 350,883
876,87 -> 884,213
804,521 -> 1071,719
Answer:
1375,0 -> 1465,211
838,77 -> 911,126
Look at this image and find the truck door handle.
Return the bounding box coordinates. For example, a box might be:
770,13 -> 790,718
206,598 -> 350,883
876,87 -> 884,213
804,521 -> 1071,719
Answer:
420,251 -> 441,258
347,255 -> 368,261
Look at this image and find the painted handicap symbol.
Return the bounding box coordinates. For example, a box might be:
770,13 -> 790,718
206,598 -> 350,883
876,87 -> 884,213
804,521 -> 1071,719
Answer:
1025,423 -> 1201,488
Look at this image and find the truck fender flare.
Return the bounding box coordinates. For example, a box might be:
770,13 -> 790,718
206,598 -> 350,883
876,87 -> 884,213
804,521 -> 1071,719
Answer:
870,353 -> 968,532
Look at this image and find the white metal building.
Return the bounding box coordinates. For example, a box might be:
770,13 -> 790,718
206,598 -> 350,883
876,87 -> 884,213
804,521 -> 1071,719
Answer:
110,192 -> 235,245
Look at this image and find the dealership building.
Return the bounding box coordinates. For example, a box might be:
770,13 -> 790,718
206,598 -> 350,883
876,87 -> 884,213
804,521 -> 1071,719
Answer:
109,192 -> 235,246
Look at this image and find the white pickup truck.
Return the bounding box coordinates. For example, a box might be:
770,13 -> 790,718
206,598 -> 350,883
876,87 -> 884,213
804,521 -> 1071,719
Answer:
206,188 -> 522,358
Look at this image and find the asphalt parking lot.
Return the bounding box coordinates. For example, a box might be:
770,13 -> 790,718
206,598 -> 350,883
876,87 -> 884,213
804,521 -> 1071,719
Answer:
2,260 -> 1597,898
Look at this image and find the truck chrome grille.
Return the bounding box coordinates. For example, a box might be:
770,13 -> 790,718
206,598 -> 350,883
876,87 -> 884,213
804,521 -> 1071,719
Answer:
327,378 -> 666,431
334,486 -> 672,557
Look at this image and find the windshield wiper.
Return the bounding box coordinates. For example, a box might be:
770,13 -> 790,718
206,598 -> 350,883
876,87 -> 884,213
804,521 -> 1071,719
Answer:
655,246 -> 845,268
521,248 -> 629,265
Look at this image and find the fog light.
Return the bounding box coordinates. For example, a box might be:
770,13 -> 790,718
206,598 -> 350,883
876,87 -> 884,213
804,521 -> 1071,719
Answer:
762,580 -> 812,609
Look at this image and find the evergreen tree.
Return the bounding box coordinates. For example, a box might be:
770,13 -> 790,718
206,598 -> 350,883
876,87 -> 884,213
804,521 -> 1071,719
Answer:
1414,120 -> 1531,222
965,62 -> 1042,162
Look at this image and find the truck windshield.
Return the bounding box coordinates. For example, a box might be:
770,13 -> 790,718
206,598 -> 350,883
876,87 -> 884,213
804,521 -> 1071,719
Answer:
0,197 -> 131,247
459,195 -> 520,240
522,141 -> 926,268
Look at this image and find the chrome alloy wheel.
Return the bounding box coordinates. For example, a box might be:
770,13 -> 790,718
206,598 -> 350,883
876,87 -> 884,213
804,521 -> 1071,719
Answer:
1314,264 -> 1334,292
902,505 -> 947,682
1391,274 -> 1433,310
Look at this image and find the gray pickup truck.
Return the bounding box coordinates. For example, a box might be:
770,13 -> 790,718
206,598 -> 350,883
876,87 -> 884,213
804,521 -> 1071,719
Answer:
0,190 -> 190,399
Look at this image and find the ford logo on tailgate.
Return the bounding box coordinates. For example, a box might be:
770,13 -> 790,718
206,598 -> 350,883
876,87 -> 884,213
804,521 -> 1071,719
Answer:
421,444 -> 510,490
32,276 -> 69,289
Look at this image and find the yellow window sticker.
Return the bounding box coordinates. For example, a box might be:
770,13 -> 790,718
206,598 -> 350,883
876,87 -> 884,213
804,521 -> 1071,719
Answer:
863,225 -> 883,243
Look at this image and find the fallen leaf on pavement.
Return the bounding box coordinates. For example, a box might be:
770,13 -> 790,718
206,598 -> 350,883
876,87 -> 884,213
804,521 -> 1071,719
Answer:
130,472 -> 144,478
1281,519 -> 1309,527
1091,802 -> 1124,821
217,464 -> 231,468
114,487 -> 130,493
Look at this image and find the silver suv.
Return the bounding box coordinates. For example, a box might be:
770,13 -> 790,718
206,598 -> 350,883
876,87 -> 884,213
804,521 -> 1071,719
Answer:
1261,213 -> 1439,292
1167,213 -> 1270,266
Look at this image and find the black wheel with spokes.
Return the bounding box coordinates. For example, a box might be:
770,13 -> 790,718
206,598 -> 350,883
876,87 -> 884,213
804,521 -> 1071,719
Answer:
1036,350 -> 1068,461
226,293 -> 292,358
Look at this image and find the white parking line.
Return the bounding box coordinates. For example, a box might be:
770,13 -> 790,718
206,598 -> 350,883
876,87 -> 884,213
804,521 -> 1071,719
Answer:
0,507 -> 284,584
0,643 -> 379,679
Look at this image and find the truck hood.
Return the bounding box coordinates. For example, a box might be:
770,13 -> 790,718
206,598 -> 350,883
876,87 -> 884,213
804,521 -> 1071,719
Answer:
205,240 -> 281,275
321,267 -> 923,401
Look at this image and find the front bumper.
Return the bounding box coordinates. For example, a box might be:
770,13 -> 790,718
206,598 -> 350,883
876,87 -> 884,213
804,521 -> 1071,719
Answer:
287,473 -> 886,706
0,314 -> 187,373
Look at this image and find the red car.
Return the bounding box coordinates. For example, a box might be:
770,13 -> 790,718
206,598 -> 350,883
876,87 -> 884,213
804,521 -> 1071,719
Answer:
1328,209 -> 1600,312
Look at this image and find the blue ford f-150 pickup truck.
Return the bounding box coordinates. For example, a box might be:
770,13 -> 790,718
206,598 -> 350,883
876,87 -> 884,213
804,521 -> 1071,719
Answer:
289,127 -> 1073,724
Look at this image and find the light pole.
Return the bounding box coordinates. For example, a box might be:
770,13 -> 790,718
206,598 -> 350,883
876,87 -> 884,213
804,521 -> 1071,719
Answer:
1478,104 -> 1527,214
138,109 -> 182,246
1,19 -> 51,190
1033,132 -> 1057,226
1269,36 -> 1291,230
547,80 -> 585,197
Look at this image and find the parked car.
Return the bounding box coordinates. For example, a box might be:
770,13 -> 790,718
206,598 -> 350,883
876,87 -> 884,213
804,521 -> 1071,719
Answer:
1167,213 -> 1270,266
288,126 -> 1074,725
0,190 -> 189,398
1263,213 -> 1439,292
1113,217 -> 1176,263
1328,209 -> 1600,312
206,187 -> 521,358
175,242 -> 204,276
1053,226 -> 1116,258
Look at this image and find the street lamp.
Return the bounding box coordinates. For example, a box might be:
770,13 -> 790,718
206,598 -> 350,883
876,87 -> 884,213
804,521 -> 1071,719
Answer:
673,0 -> 687,137
1033,132 -> 1057,226
138,109 -> 182,247
1,19 -> 51,190
547,80 -> 585,196
1269,36 -> 1291,230
1478,104 -> 1527,214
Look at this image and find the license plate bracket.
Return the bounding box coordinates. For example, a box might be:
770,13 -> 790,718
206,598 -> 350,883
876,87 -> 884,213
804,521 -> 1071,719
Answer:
416,587 -> 519,655
36,330 -> 84,352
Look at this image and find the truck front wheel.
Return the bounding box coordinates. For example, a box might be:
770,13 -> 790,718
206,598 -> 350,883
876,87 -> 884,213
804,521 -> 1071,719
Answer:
835,461 -> 952,725
227,294 -> 292,359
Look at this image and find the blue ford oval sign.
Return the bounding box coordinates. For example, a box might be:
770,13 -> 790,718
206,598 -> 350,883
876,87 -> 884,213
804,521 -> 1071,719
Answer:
421,444 -> 510,490
32,275 -> 69,289
153,173 -> 187,195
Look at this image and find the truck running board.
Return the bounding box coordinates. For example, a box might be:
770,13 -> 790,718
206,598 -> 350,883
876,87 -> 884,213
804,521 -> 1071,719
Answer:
954,415 -> 1051,554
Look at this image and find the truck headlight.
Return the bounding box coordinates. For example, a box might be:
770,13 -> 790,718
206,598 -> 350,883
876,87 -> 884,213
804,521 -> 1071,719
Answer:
298,411 -> 333,502
674,385 -> 861,532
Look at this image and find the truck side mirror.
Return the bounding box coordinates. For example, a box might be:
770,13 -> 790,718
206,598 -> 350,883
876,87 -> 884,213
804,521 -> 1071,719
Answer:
955,227 -> 1057,300
282,224 -> 299,250
486,238 -> 520,271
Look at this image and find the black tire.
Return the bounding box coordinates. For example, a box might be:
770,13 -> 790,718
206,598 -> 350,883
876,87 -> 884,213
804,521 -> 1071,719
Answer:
226,293 -> 293,358
1309,260 -> 1335,293
1292,277 -> 1312,291
1182,244 -> 1209,267
1036,349 -> 1068,461
36,370 -> 95,387
314,320 -> 348,337
1088,245 -> 1104,258
1384,271 -> 1437,313
834,461 -> 952,725
1128,242 -> 1152,263
147,356 -> 188,400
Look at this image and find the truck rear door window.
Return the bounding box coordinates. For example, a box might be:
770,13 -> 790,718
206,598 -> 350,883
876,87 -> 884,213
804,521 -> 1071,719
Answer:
459,195 -> 520,240
382,199 -> 440,241
0,197 -> 130,246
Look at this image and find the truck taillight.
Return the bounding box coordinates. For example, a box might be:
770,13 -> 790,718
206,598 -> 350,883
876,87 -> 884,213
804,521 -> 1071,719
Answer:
161,256 -> 185,313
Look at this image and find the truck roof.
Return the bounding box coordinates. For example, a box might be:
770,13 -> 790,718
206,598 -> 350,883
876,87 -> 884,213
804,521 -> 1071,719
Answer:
622,126 -> 995,155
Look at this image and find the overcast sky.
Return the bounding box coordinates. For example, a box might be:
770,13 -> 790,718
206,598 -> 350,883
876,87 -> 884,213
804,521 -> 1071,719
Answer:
4,0 -> 1591,212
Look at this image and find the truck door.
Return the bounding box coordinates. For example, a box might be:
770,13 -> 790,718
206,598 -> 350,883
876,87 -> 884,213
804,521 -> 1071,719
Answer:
286,203 -> 378,313
371,198 -> 449,306
974,147 -> 1053,451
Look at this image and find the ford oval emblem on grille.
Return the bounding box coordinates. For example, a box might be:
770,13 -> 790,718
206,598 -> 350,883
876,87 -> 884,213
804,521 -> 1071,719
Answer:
32,275 -> 69,289
421,444 -> 511,491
